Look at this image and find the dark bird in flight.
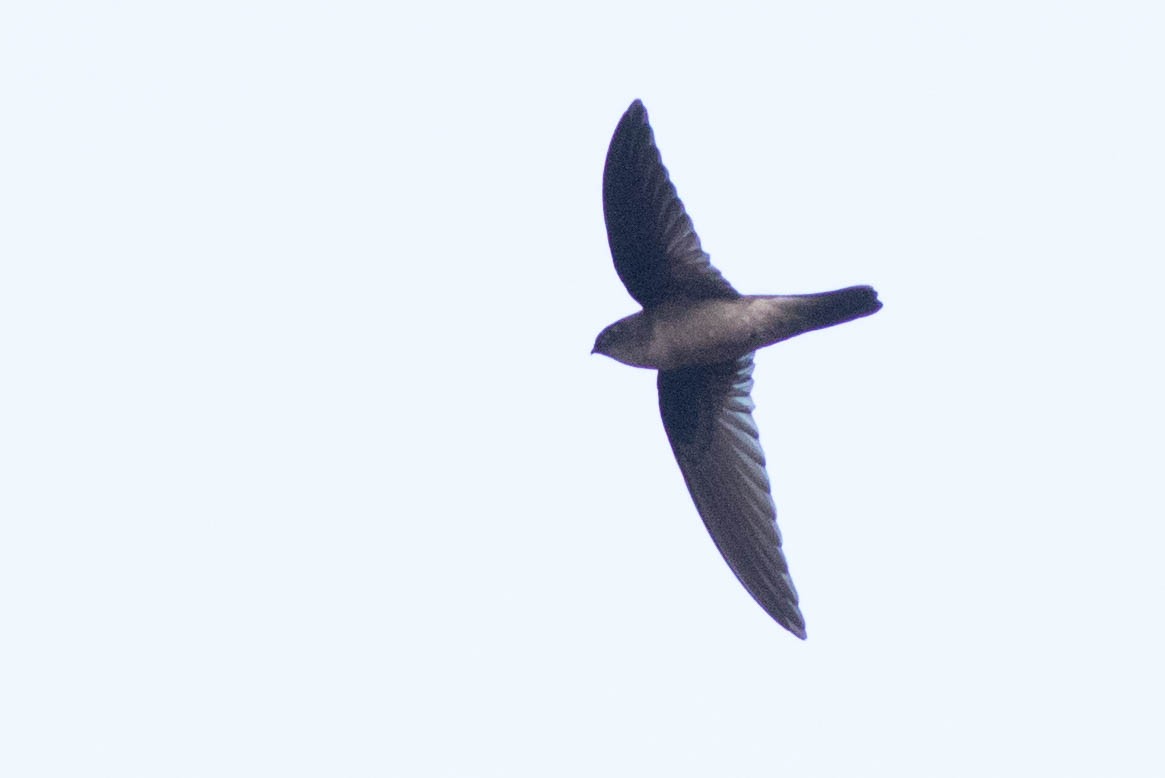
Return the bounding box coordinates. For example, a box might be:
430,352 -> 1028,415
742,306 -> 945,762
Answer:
592,100 -> 882,639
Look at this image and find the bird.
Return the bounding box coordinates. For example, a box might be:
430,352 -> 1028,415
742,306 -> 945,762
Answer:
592,100 -> 882,639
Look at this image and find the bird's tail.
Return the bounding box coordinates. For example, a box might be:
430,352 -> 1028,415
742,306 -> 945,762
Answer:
758,285 -> 882,344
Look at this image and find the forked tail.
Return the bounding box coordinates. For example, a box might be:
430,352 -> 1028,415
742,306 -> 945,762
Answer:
759,285 -> 882,345
791,285 -> 881,328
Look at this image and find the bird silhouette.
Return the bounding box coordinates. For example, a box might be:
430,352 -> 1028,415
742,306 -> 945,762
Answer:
593,100 -> 882,638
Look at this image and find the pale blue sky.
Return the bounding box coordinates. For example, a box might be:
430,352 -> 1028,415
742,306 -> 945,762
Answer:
3,2 -> 1163,776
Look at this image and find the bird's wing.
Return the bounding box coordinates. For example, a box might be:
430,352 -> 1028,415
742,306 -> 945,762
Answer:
658,354 -> 806,638
603,100 -> 740,308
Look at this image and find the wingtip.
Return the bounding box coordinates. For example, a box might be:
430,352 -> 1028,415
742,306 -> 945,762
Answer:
778,612 -> 807,640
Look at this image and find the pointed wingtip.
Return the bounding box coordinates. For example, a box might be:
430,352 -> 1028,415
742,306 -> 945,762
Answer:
777,610 -> 807,640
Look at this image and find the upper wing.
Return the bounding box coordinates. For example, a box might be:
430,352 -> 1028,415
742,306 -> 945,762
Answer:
602,100 -> 740,308
658,354 -> 806,638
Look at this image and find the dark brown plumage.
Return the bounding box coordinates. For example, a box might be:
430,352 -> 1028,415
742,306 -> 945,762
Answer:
593,100 -> 882,639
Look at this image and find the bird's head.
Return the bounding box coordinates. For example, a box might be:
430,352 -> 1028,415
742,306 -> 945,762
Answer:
591,321 -> 622,357
591,313 -> 651,367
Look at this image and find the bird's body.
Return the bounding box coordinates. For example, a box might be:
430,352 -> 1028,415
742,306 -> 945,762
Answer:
597,288 -> 880,371
593,100 -> 882,639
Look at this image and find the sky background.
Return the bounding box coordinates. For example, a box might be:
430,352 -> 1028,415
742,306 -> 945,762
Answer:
3,2 -> 1163,776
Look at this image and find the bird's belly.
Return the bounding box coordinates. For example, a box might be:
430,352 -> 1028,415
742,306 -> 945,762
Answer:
648,299 -> 771,370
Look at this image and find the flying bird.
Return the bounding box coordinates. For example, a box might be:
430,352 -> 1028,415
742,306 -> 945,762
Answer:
592,100 -> 882,639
